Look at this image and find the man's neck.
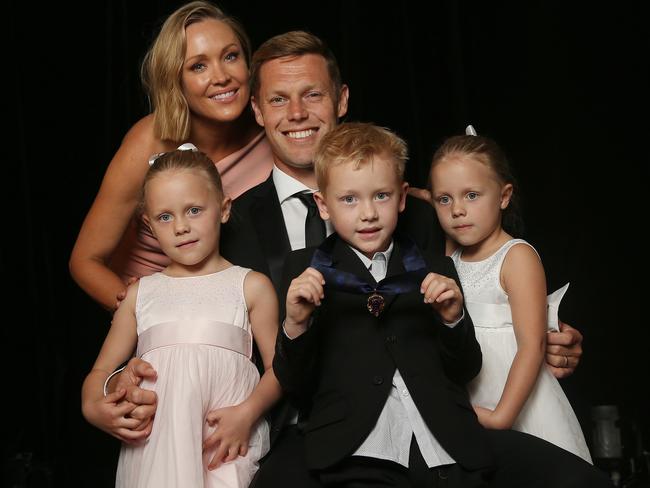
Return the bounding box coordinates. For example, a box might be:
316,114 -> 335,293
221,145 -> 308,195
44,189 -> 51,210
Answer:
273,159 -> 318,189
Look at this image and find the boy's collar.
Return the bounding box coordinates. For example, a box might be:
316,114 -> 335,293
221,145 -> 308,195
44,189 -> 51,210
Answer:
348,240 -> 394,271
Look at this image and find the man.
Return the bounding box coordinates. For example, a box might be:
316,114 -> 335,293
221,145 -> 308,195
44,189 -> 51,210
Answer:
102,30 -> 585,486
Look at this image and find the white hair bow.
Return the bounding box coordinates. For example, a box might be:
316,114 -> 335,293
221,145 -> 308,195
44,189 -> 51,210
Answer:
148,142 -> 199,166
465,125 -> 477,136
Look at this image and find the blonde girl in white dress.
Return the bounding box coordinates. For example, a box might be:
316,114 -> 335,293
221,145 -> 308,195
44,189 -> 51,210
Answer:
428,130 -> 591,462
82,147 -> 282,487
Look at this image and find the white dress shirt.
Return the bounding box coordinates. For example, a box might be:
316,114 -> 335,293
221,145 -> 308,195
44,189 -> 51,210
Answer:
272,165 -> 333,250
349,243 -> 456,468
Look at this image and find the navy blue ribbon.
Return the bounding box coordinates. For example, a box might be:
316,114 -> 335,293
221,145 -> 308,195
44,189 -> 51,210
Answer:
309,234 -> 429,296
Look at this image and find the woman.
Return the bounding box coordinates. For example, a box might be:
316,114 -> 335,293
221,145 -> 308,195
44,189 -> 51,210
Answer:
69,1 -> 272,311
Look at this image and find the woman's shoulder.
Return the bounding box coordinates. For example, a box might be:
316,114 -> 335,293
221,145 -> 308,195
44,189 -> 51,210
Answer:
108,115 -> 177,174
120,114 -> 175,155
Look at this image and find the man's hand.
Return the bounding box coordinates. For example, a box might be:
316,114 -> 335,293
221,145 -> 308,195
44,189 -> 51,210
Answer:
82,387 -> 153,444
285,267 -> 325,338
110,358 -> 158,430
408,186 -> 432,204
420,272 -> 463,324
546,321 -> 583,379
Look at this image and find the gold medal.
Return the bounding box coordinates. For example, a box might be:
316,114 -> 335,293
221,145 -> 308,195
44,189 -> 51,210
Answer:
367,292 -> 385,317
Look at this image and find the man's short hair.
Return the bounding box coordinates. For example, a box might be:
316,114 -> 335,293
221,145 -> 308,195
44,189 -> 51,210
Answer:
250,30 -> 342,102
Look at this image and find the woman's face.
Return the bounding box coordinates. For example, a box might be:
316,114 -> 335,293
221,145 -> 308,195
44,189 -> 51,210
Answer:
181,19 -> 249,125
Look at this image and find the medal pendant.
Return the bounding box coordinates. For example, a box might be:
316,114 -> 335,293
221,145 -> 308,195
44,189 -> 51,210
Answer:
367,292 -> 385,317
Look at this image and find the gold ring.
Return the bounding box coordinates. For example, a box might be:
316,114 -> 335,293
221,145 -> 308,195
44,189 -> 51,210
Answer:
563,355 -> 569,367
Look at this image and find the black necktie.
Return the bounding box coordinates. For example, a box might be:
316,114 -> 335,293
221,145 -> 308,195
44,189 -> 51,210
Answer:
295,191 -> 326,247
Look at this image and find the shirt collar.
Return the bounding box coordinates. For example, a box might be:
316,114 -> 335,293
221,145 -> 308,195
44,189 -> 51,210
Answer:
272,165 -> 316,204
350,240 -> 394,269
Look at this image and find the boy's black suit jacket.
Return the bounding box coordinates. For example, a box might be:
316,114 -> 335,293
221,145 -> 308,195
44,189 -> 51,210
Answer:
273,234 -> 494,472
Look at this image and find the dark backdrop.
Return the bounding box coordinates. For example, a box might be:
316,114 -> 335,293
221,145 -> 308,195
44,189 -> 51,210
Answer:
5,1 -> 647,486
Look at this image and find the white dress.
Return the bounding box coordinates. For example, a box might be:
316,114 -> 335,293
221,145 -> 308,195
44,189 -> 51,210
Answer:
116,266 -> 269,487
451,239 -> 592,462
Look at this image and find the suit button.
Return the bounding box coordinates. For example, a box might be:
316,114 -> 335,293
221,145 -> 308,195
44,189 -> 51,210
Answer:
386,335 -> 396,343
373,375 -> 384,385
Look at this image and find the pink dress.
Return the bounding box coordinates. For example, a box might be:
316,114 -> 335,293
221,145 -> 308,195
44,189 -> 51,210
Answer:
111,131 -> 273,280
115,266 -> 269,487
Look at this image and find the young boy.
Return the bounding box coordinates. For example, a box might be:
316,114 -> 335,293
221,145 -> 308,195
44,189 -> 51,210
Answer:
273,122 -> 486,485
272,122 -> 611,488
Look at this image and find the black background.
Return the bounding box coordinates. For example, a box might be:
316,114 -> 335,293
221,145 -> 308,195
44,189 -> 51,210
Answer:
5,1 -> 647,486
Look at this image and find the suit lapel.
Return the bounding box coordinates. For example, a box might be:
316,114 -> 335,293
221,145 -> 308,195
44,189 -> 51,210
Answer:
381,241 -> 406,312
250,176 -> 291,291
330,237 -> 377,286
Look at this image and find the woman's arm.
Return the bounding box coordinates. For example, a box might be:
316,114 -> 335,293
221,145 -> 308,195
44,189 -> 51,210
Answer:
69,115 -> 169,310
203,271 -> 282,469
474,243 -> 547,429
81,283 -> 148,443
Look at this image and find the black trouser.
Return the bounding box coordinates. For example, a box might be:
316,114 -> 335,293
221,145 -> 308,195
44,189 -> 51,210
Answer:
252,427 -> 613,488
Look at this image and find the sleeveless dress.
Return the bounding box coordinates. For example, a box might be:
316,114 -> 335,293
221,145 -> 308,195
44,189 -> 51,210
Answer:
111,132 -> 274,280
451,239 -> 592,463
115,266 -> 269,487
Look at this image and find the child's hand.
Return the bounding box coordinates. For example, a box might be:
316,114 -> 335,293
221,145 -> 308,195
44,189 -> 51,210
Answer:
285,267 -> 325,337
420,272 -> 464,324
473,405 -> 511,430
203,403 -> 256,470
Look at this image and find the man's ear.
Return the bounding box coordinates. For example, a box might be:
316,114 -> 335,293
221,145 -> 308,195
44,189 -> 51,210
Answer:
337,84 -> 349,119
399,182 -> 409,213
313,191 -> 330,221
251,96 -> 265,127
500,183 -> 513,209
220,196 -> 232,224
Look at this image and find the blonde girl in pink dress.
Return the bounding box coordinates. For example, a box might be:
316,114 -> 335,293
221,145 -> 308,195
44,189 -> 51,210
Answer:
82,149 -> 281,487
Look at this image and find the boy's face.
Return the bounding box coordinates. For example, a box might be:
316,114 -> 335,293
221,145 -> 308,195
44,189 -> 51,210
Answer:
314,155 -> 408,259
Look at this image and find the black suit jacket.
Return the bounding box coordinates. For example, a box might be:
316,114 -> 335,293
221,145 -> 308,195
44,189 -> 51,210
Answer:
273,235 -> 493,472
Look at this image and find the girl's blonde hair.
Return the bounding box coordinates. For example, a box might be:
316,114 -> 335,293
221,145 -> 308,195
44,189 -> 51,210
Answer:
141,1 -> 251,142
142,149 -> 223,210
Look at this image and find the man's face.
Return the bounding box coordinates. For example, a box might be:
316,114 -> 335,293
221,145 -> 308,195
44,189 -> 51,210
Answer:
314,156 -> 408,259
251,54 -> 349,174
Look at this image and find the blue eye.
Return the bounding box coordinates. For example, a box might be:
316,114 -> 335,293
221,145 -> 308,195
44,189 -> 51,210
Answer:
159,213 -> 172,222
466,192 -> 479,201
437,196 -> 451,205
375,192 -> 389,200
188,207 -> 201,215
342,195 -> 356,204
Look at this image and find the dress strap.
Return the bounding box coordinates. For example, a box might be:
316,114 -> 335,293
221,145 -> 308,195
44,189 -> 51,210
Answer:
137,320 -> 253,358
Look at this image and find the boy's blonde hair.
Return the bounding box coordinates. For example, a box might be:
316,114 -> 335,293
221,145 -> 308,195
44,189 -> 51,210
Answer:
314,122 -> 408,192
141,1 -> 251,142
